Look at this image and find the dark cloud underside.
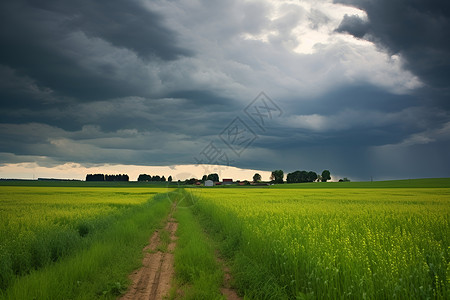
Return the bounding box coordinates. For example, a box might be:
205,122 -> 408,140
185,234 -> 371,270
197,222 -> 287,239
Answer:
0,0 -> 449,180
0,0 -> 189,102
336,14 -> 369,38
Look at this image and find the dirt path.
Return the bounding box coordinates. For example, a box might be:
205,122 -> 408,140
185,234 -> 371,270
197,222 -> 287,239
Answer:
216,253 -> 242,300
121,206 -> 178,300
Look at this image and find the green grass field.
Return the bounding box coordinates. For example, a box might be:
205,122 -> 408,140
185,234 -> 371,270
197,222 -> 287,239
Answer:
0,179 -> 449,299
0,186 -> 172,298
269,178 -> 450,189
191,186 -> 449,299
0,180 -> 173,188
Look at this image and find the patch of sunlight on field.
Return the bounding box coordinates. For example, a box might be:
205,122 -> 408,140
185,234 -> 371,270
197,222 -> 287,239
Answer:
0,187 -> 166,231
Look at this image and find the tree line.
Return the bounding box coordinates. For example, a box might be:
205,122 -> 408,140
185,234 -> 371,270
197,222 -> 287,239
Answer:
137,174 -> 172,182
86,174 -> 129,181
203,173 -> 219,182
84,170 -> 338,184
269,169 -> 331,184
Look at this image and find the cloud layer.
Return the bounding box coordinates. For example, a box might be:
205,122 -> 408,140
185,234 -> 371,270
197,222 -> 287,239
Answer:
1,0 -> 449,180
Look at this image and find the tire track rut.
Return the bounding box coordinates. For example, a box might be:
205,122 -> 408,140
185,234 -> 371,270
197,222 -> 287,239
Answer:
121,207 -> 178,300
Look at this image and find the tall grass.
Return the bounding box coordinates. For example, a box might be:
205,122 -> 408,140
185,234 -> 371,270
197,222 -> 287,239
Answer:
192,188 -> 449,299
0,186 -> 170,298
170,189 -> 224,299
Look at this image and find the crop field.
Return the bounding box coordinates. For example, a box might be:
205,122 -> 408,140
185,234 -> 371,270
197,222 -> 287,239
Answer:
0,186 -> 171,299
191,186 -> 450,299
0,180 -> 449,299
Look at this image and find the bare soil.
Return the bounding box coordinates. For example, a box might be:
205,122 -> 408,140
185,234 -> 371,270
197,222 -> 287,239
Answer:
120,210 -> 178,300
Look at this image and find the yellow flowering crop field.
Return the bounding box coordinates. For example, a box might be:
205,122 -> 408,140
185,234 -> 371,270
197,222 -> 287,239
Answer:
192,187 -> 449,299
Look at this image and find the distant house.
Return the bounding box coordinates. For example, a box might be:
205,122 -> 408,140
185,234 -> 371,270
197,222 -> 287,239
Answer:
222,179 -> 233,185
204,180 -> 214,187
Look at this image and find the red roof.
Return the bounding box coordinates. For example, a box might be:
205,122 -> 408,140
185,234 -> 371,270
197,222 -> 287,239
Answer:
223,179 -> 233,182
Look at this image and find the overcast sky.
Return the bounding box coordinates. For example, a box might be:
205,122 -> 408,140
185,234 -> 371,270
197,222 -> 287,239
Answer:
1,0 -> 449,181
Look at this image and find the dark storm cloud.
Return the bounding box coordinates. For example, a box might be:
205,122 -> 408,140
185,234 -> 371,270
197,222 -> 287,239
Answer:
0,0 -> 189,103
166,90 -> 242,113
285,84 -> 421,115
334,0 -> 450,89
335,14 -> 369,38
32,0 -> 190,61
1,0 -> 449,180
0,93 -> 241,166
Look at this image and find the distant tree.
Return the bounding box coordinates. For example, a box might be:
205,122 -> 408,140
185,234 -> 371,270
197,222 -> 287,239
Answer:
168,175 -> 172,182
119,174 -> 129,181
152,175 -> 161,182
86,174 -> 105,181
307,171 -> 318,182
287,170 -> 316,183
253,173 -> 262,182
270,170 -> 284,184
286,171 -> 299,183
161,176 -> 166,182
95,174 -> 129,181
299,171 -> 308,182
321,170 -> 331,182
207,173 -> 219,182
201,175 -> 207,182
185,178 -> 198,185
286,172 -> 293,183
339,177 -> 350,182
138,174 -> 151,182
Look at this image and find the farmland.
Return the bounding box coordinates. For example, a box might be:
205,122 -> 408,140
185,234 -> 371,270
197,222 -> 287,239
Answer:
191,185 -> 449,299
0,185 -> 172,299
0,179 -> 449,299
